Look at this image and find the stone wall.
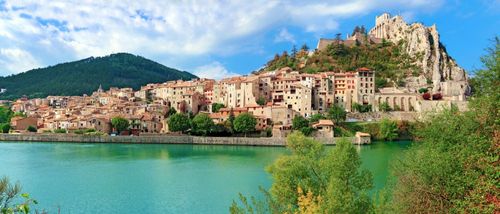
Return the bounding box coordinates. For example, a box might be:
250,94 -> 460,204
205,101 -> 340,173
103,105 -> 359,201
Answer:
348,112 -> 422,121
0,134 -> 362,146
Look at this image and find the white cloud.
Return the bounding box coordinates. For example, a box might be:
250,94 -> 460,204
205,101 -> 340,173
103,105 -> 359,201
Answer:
274,28 -> 296,43
0,0 -> 445,75
193,62 -> 239,80
0,48 -> 41,76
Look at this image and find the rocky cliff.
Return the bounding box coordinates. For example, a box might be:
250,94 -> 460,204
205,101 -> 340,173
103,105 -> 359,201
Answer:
369,13 -> 469,97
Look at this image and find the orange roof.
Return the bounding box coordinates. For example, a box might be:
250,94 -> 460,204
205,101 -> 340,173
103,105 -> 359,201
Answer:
312,120 -> 334,127
357,67 -> 372,72
209,113 -> 225,119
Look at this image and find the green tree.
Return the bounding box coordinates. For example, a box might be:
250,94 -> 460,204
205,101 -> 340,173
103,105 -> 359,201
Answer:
211,103 -> 225,113
390,38 -> 499,213
418,88 -> 428,94
327,104 -> 346,124
0,106 -> 13,124
352,103 -> 372,113
111,117 -> 130,133
379,119 -> 398,141
300,43 -> 309,52
292,115 -> 309,130
0,123 -> 11,133
256,97 -> 266,106
233,113 -> 256,136
0,176 -> 41,214
167,113 -> 191,133
26,126 -> 37,133
309,113 -> 325,124
166,107 -> 177,118
231,132 -> 374,213
192,113 -> 214,136
322,138 -> 374,213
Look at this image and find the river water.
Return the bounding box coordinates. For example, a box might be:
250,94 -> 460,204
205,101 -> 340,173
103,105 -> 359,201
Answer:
0,141 -> 410,213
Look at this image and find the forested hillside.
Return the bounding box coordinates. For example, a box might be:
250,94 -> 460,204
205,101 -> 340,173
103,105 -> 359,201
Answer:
0,53 -> 197,100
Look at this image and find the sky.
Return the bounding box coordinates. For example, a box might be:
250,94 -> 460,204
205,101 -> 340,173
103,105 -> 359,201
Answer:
0,0 -> 498,79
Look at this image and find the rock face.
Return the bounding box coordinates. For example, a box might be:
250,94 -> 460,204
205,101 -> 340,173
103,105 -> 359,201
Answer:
369,13 -> 469,97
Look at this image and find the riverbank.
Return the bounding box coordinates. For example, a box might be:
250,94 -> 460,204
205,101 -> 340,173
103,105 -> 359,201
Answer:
0,133 -> 363,146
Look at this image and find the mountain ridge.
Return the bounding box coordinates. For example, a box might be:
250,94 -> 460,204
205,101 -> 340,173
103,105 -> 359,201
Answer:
0,53 -> 197,100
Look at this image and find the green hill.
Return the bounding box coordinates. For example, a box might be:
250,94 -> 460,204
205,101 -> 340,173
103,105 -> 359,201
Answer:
0,53 -> 197,100
261,35 -> 420,89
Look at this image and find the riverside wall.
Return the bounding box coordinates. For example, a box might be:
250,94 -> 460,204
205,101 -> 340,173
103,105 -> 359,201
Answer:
0,134 -> 361,146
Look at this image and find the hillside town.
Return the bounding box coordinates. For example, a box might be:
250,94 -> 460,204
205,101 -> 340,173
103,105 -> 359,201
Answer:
4,13 -> 470,137
7,64 -> 467,137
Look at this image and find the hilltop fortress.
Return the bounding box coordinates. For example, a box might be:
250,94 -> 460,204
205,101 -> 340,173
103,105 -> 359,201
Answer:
318,13 -> 470,98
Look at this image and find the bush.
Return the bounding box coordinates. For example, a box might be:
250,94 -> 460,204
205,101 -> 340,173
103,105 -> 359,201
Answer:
54,128 -> 67,133
0,123 -> 11,133
379,119 -> 398,141
265,127 -> 272,137
74,129 -> 85,134
360,123 -> 380,140
418,88 -> 428,94
353,103 -> 372,113
256,97 -> 266,106
309,113 -> 325,123
292,115 -> 309,130
299,127 -> 315,136
379,102 -> 392,112
27,126 -> 37,133
422,92 -> 431,100
211,103 -> 225,113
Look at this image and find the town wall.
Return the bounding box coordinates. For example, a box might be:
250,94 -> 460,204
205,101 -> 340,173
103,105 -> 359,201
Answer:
0,134 -> 361,146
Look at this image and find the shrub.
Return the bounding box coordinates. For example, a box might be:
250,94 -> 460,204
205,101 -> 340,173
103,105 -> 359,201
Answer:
299,127 -> 315,136
0,123 -> 11,133
74,129 -> 85,134
353,103 -> 372,113
265,127 -> 272,137
54,128 -> 67,133
27,126 -> 37,133
292,115 -> 309,130
418,88 -> 428,94
211,103 -> 225,113
379,119 -> 398,141
379,102 -> 392,112
256,97 -> 266,106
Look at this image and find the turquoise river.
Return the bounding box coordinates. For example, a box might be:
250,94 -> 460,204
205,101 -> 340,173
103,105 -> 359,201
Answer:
0,141 -> 411,213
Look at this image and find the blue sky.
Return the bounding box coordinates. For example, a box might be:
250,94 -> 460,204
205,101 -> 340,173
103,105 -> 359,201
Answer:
0,0 -> 498,79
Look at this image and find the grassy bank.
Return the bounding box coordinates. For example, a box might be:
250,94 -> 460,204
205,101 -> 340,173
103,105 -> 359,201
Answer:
334,120 -> 414,141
